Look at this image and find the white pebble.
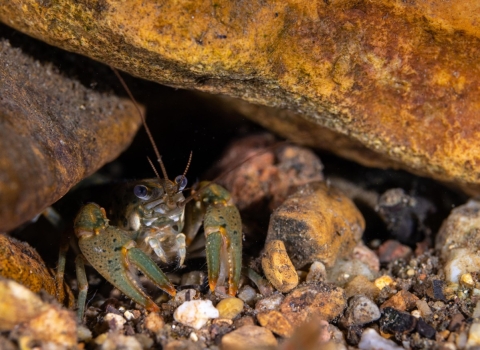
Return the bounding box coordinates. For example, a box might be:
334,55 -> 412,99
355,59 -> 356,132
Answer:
174,300 -> 219,330
104,313 -> 126,330
124,310 -> 135,321
189,332 -> 199,342
358,328 -> 403,350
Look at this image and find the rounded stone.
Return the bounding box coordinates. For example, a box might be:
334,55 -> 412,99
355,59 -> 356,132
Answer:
262,240 -> 299,293
221,325 -> 278,350
216,297 -> 244,320
345,295 -> 381,326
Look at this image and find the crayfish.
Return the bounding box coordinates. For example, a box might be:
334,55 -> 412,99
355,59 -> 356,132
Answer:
58,69 -> 242,321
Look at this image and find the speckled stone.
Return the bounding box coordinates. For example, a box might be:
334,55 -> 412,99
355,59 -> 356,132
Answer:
345,295 -> 381,326
262,240 -> 299,293
257,310 -> 293,338
280,282 -> 347,327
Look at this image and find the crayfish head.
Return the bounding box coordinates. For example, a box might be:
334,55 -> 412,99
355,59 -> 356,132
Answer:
74,203 -> 109,239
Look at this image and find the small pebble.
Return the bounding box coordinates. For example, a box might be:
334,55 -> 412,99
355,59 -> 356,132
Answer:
94,333 -> 142,350
257,310 -> 293,338
221,325 -> 277,350
104,313 -> 126,331
234,316 -> 255,329
77,325 -> 92,342
328,259 -> 376,285
173,300 -> 219,330
415,318 -> 436,339
375,275 -> 394,290
124,310 -> 135,321
134,334 -> 154,349
460,273 -> 475,288
216,297 -> 244,319
380,307 -> 417,334
345,295 -> 381,326
411,310 -> 421,318
255,293 -> 284,312
344,275 -> 380,299
237,285 -> 258,305
473,301 -> 480,318
358,328 -> 403,350
377,239 -> 412,264
467,322 -> 480,348
415,299 -> 432,317
306,261 -> 327,282
189,332 -> 198,342
280,282 -> 347,327
436,201 -> 480,283
261,240 -> 299,293
380,290 -> 419,312
353,242 -> 380,272
144,312 -> 164,333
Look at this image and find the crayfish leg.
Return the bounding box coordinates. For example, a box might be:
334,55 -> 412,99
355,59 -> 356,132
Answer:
204,205 -> 242,296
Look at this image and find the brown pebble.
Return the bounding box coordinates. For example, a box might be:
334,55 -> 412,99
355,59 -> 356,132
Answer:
233,316 -> 255,329
257,310 -> 294,338
280,317 -> 333,350
377,240 -> 413,263
344,275 -> 380,300
221,325 -> 278,350
266,182 -> 364,269
144,312 -> 164,333
380,290 -> 419,312
280,282 -> 347,327
262,240 -> 299,293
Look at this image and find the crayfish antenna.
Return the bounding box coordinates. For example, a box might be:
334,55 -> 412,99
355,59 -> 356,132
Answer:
111,67 -> 170,184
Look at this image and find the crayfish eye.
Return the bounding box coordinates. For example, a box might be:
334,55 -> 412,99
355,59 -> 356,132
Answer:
175,175 -> 188,191
134,185 -> 151,200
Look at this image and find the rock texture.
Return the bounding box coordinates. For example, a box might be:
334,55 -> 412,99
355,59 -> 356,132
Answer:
1,0 -> 480,191
0,33 -> 141,232
266,182 -> 365,269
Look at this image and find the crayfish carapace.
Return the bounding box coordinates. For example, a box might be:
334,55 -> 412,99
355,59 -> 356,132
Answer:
61,69 -> 242,321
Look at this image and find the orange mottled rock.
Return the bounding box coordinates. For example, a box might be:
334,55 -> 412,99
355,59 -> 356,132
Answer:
0,234 -> 74,307
1,0 -> 480,191
280,282 -> 347,327
266,182 -> 364,269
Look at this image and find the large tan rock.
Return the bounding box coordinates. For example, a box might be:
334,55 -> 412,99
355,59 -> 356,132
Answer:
266,182 -> 365,269
1,0 -> 480,190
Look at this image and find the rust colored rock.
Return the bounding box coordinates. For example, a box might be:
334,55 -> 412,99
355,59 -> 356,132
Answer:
377,240 -> 413,264
280,282 -> 347,327
257,310 -> 294,338
2,1 -> 480,190
213,133 -> 324,212
0,37 -> 141,232
266,182 -> 364,269
262,240 -> 299,293
380,290 -> 419,312
0,234 -> 74,307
